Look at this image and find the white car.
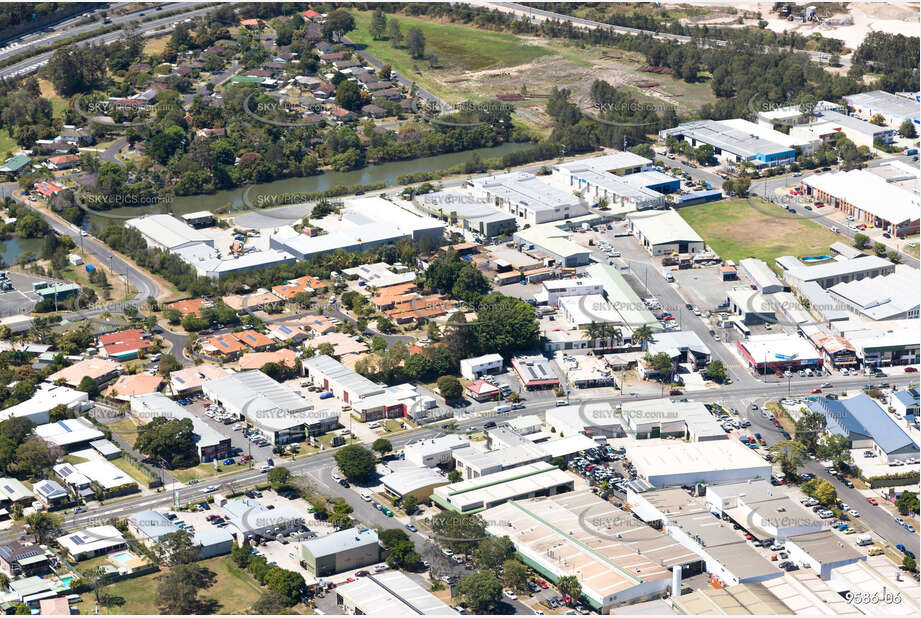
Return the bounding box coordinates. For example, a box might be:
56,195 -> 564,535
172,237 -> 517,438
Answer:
361,493 -> 372,502
373,564 -> 389,572
848,509 -> 861,517
331,472 -> 342,482
503,590 -> 517,601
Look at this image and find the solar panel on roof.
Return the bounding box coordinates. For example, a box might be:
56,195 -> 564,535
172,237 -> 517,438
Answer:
70,536 -> 84,545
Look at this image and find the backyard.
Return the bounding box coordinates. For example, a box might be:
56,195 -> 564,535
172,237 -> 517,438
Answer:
94,556 -> 267,615
679,198 -> 842,267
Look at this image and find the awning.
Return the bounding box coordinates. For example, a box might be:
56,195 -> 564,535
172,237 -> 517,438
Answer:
17,555 -> 49,566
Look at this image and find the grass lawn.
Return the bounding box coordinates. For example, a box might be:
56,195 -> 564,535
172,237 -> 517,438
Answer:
100,556 -> 265,615
348,10 -> 550,102
0,128 -> 17,159
38,78 -> 71,117
171,460 -> 241,483
679,198 -> 842,269
111,456 -> 156,486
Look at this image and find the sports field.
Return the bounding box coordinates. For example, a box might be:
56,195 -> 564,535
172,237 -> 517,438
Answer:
678,198 -> 842,267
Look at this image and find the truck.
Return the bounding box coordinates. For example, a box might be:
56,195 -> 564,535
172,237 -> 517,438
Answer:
906,148 -> 918,156
662,267 -> 674,282
856,534 -> 873,546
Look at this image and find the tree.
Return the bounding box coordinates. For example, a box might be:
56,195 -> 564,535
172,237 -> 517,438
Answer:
376,316 -> 395,333
474,293 -> 539,356
24,512 -> 62,543
267,466 -> 291,488
899,119 -> 917,139
264,568 -> 306,604
322,9 -> 355,42
371,438 -> 393,459
431,511 -> 486,556
557,575 -> 582,605
887,250 -> 901,264
402,494 -> 418,514
647,352 -> 675,383
473,536 -> 515,575
457,570 -> 503,612
903,556 -> 918,573
448,469 -> 463,483
437,375 -> 463,400
78,375 -> 99,397
336,80 -> 364,112
853,233 -> 870,250
632,324 -> 653,350
794,411 -> 826,454
817,433 -> 852,469
869,114 -> 886,126
135,417 -> 198,468
164,308 -> 182,324
14,439 -> 61,478
333,444 -> 376,481
158,353 -> 182,375
769,440 -> 806,479
387,18 -> 402,46
873,242 -> 888,257
369,7 -> 387,40
251,590 -> 293,614
814,478 -> 837,507
406,27 -> 425,59
156,532 -> 217,613
502,560 -> 529,591
896,491 -> 919,515
705,360 -> 728,383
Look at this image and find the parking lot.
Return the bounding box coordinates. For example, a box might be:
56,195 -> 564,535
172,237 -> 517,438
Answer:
181,398 -> 275,463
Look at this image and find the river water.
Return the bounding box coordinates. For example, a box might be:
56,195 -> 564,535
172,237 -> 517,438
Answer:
85,142 -> 532,232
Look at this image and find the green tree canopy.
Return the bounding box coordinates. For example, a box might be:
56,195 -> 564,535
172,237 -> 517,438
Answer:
333,444 -> 376,481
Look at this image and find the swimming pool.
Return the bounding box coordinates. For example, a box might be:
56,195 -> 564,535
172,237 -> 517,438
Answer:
55,575 -> 76,591
110,551 -> 136,566
801,255 -> 831,262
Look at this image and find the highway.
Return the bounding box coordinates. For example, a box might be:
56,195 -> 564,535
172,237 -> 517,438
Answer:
472,1 -> 852,65
0,4 -> 215,79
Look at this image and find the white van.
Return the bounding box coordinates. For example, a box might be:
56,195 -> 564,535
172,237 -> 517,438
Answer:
494,405 -> 511,414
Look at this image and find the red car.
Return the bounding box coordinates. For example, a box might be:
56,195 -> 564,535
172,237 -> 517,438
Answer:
866,497 -> 879,505
906,367 -> 918,373
536,580 -> 548,589
355,570 -> 370,577
811,387 -> 822,394
669,389 -> 683,396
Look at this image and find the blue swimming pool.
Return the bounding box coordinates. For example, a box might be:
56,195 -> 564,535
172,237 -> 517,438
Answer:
801,255 -> 831,262
110,551 -> 136,566
55,575 -> 76,591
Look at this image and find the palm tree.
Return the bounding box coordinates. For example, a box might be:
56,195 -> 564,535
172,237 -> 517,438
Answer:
585,322 -> 603,347
633,325 -> 653,351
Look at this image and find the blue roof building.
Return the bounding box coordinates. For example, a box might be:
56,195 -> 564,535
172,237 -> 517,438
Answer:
807,394 -> 918,463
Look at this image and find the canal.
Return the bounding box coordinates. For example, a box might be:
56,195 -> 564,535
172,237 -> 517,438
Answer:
85,142 -> 533,232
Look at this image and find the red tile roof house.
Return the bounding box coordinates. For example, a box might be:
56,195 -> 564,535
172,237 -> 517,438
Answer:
466,379 -> 501,402
330,106 -> 356,121
200,334 -> 248,359
98,328 -> 151,361
45,154 -> 80,170
233,329 -> 275,351
167,298 -> 214,317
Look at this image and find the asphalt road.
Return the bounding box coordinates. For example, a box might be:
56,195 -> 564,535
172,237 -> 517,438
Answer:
12,193 -> 161,315
0,4 -> 214,79
473,1 -> 852,66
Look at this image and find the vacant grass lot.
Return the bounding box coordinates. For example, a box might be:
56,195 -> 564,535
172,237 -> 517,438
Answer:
0,129 -> 17,158
348,10 -> 550,100
100,556 -> 265,614
679,198 -> 841,268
